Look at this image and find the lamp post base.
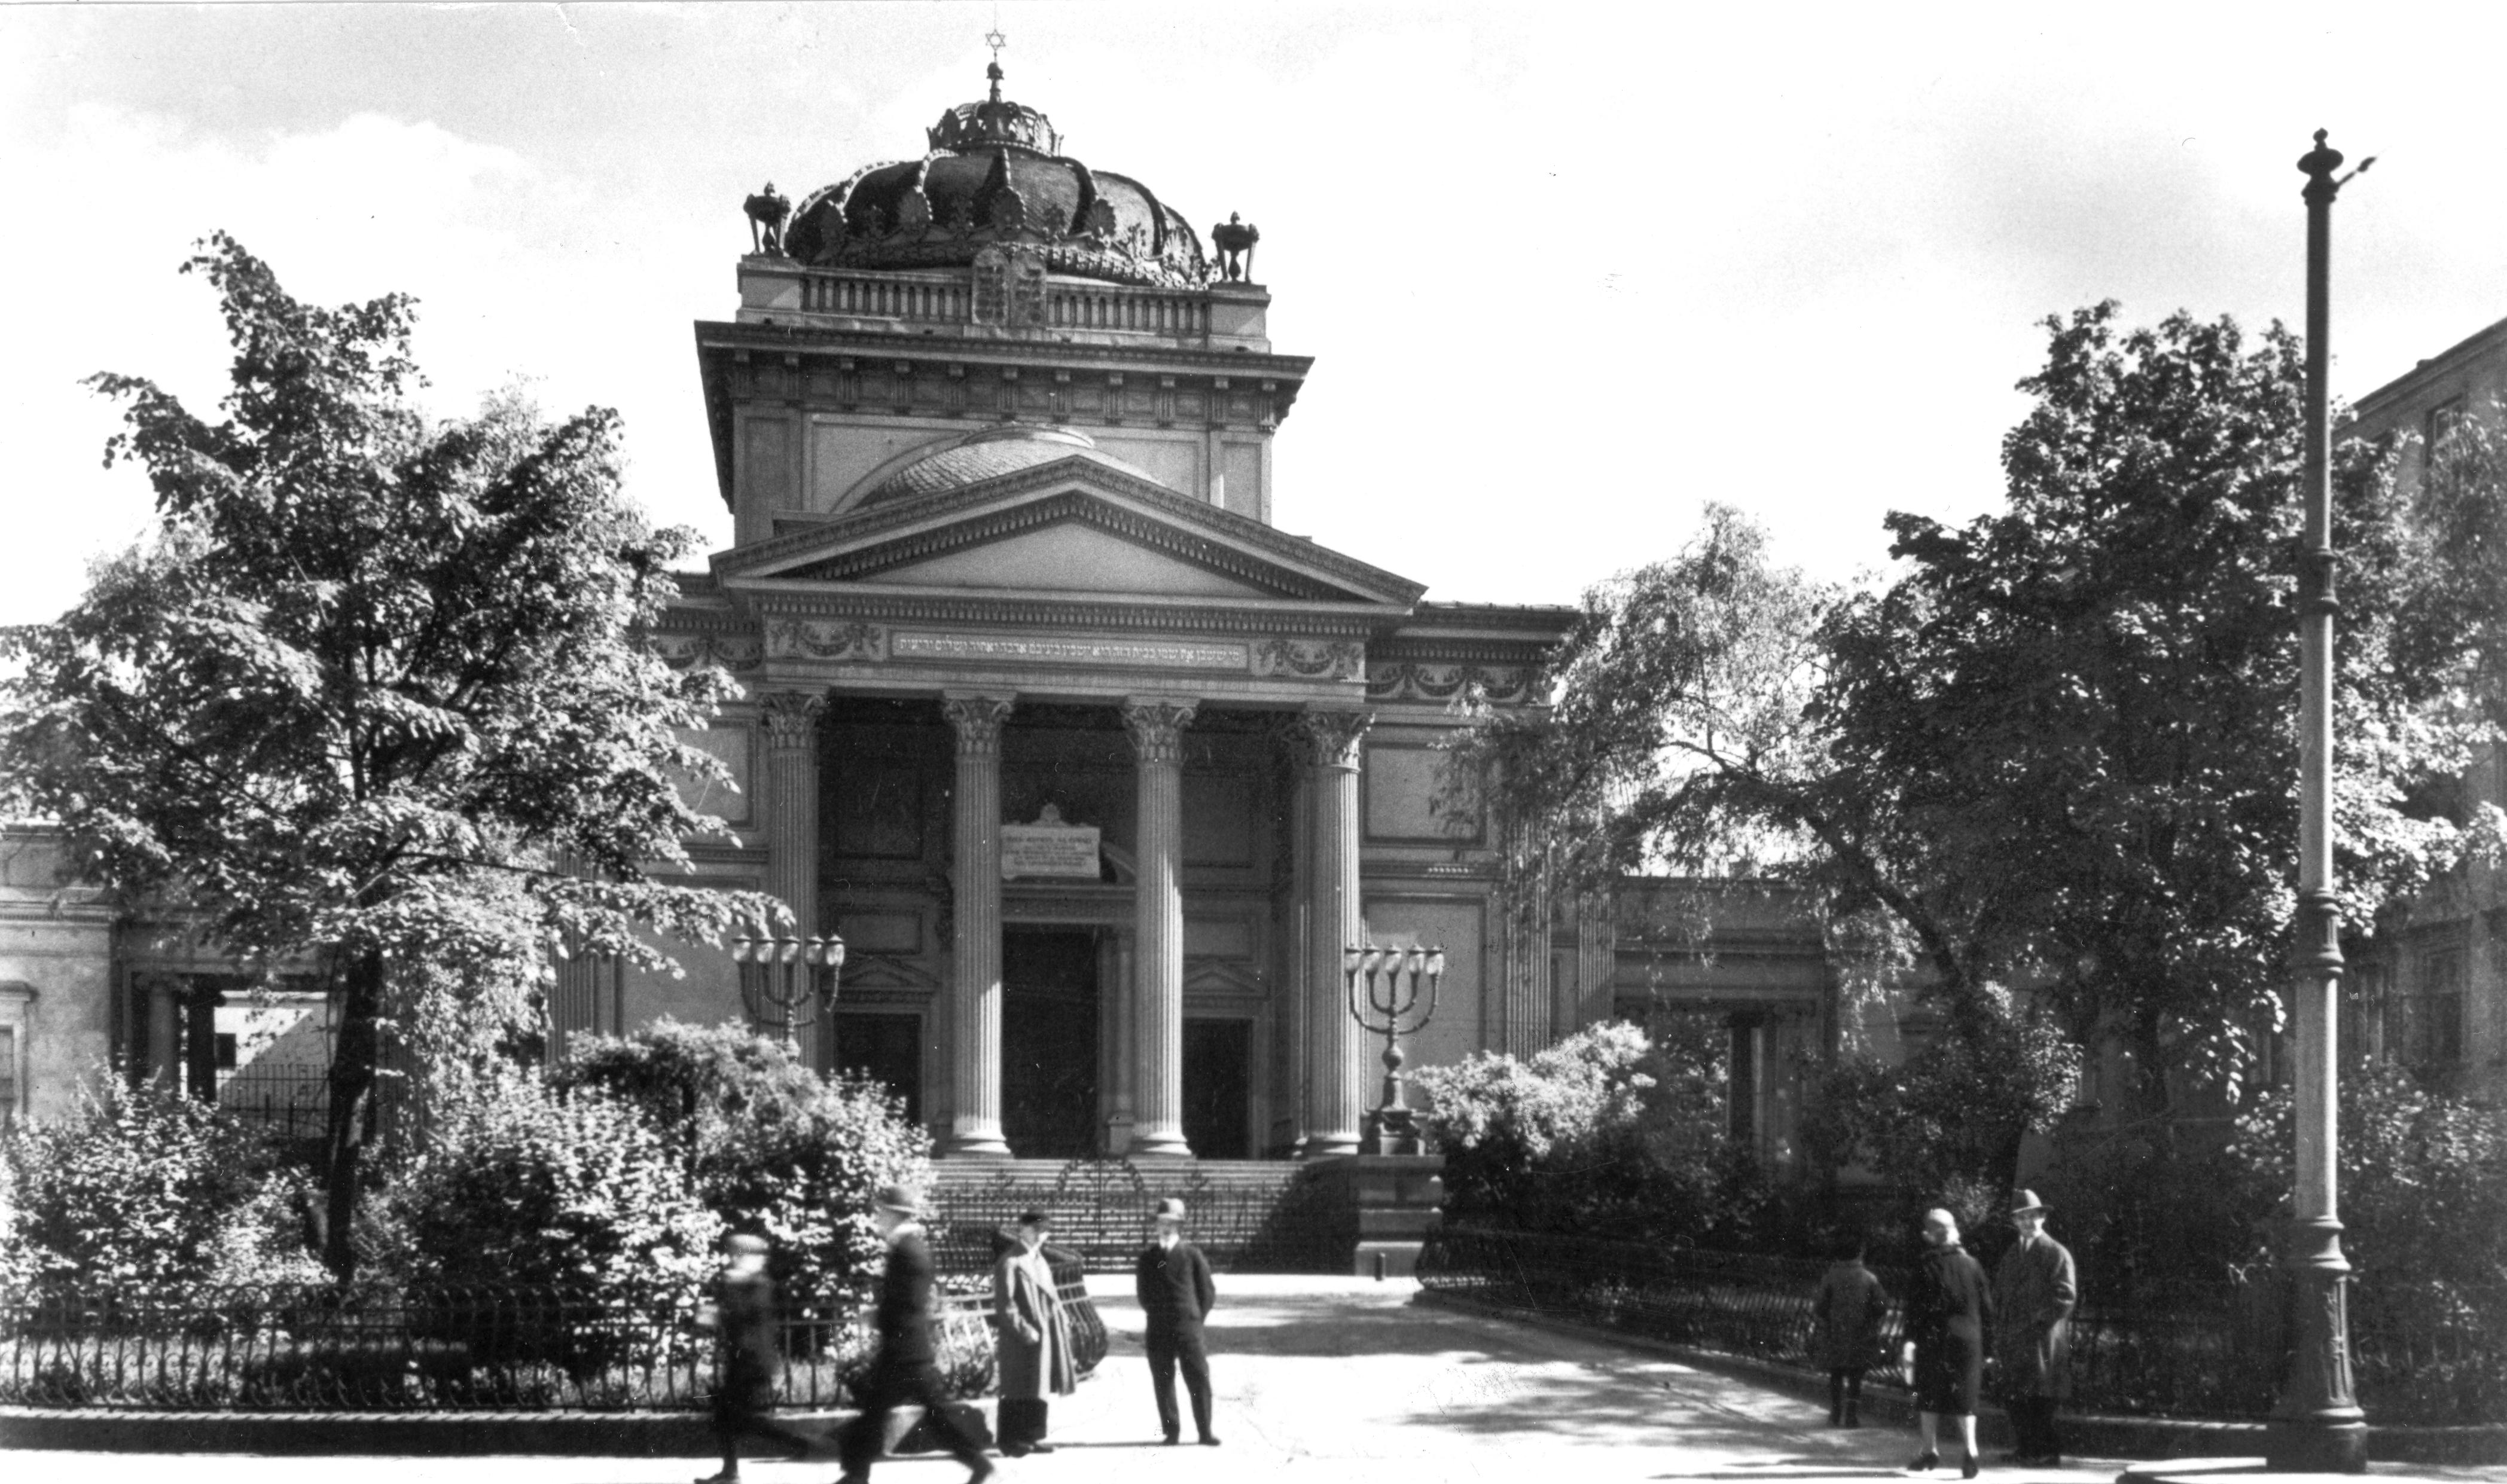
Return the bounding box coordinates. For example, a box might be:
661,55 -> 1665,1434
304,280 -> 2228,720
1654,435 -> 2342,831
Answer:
2268,1214 -> 2368,1474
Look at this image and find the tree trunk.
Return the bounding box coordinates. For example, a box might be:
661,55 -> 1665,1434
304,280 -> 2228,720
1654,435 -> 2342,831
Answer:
322,947 -> 386,1280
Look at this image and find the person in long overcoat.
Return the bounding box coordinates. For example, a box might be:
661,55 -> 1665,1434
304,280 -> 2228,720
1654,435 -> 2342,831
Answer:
1902,1207 -> 1993,1478
992,1209 -> 1076,1456
1134,1195 -> 1218,1446
835,1184 -> 992,1484
1991,1190 -> 2078,1465
1811,1233 -> 1887,1428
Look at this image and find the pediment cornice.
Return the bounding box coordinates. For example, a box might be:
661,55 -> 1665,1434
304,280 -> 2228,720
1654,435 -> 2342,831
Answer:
713,456 -> 1425,607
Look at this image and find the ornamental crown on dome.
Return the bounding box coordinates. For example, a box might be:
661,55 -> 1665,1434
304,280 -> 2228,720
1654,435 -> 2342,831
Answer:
928,60 -> 1062,155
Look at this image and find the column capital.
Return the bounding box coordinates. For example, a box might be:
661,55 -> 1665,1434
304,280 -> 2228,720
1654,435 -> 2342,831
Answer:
1120,697 -> 1200,765
941,691 -> 1017,755
758,690 -> 826,751
1294,708 -> 1373,770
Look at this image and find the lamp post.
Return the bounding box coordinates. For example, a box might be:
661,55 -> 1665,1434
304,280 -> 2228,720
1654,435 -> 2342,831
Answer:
732,928 -> 846,1056
2269,127 -> 2371,1475
1344,943 -> 1444,1155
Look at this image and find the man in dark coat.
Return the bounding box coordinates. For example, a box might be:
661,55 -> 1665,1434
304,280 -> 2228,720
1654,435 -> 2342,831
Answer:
1903,1207 -> 1992,1479
1134,1195 -> 1218,1446
1992,1190 -> 2078,1465
699,1233 -> 818,1483
836,1184 -> 992,1484
1811,1232 -> 1887,1428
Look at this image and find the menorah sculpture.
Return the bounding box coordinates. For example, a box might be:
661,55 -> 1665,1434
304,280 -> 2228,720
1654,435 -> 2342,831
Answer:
731,928 -> 846,1052
1344,943 -> 1445,1155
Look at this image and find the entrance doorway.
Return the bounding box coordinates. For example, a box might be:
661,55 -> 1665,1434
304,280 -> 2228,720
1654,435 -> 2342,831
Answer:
1183,1018 -> 1251,1159
1002,929 -> 1100,1159
832,1012 -> 924,1125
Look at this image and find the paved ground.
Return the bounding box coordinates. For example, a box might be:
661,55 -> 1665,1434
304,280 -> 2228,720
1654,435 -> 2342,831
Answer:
3,1277 -> 2491,1484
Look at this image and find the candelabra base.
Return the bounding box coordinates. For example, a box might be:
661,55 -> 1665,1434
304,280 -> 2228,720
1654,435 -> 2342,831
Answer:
1362,1106 -> 1422,1156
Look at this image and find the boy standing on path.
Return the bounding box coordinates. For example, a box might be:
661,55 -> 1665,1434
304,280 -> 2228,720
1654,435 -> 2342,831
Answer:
836,1184 -> 993,1484
1133,1196 -> 1218,1446
697,1233 -> 818,1483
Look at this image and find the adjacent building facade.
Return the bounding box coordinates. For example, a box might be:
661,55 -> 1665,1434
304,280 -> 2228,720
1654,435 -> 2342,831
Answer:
2337,321 -> 2507,1105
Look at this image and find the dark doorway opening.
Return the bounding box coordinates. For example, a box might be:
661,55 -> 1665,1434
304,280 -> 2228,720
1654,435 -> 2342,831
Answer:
1004,929 -> 1100,1159
1183,1018 -> 1252,1159
833,1012 -> 924,1125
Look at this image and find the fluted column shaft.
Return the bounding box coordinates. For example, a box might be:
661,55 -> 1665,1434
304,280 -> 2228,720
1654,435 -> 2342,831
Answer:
941,691 -> 1015,1156
1297,709 -> 1371,1157
1123,697 -> 1198,1159
760,691 -> 825,1068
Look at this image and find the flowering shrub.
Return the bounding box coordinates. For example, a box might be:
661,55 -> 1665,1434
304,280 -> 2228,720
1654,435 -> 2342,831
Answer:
0,1073 -> 315,1297
392,1073 -> 721,1321
556,1020 -> 934,1305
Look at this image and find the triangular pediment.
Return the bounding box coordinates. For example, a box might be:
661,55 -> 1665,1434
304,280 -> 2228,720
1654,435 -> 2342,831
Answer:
714,456 -> 1426,609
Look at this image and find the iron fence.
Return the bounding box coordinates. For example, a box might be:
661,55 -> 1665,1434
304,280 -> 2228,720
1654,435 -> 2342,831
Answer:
928,1159 -> 1338,1273
1416,1226 -> 2505,1426
0,1272 -> 1103,1413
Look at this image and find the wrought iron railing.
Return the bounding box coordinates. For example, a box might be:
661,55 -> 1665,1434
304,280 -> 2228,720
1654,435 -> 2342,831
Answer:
0,1272 -> 1103,1413
1416,1226 -> 2506,1426
929,1159 -> 1338,1274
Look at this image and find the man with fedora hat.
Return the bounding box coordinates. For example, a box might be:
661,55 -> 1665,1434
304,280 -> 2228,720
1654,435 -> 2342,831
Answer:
1134,1195 -> 1218,1446
835,1183 -> 992,1484
1991,1190 -> 2077,1466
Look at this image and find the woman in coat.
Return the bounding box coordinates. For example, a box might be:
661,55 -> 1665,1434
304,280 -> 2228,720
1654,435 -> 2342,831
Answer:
1811,1233 -> 1887,1428
1902,1208 -> 1993,1478
992,1208 -> 1076,1456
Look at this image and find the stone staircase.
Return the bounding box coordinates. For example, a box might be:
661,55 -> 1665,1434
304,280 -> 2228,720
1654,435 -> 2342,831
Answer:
925,1157 -> 1329,1273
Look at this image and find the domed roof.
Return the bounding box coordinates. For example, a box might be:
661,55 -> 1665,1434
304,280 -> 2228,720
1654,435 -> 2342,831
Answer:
861,424 -> 1155,507
780,61 -> 1210,290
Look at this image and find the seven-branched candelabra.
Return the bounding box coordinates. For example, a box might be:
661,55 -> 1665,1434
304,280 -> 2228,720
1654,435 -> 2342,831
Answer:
1344,944 -> 1445,1156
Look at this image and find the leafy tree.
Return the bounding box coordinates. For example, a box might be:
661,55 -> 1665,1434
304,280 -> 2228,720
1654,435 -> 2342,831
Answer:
1825,304 -> 2503,1106
1454,304 -> 2505,1192
0,237 -> 776,1277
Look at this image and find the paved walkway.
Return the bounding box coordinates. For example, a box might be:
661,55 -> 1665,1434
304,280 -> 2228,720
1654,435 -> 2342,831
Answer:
2,1277 -> 2488,1484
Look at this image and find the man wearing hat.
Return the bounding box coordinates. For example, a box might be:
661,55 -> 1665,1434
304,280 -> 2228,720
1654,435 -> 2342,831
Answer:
1133,1195 -> 1218,1446
836,1183 -> 992,1484
1991,1190 -> 2077,1466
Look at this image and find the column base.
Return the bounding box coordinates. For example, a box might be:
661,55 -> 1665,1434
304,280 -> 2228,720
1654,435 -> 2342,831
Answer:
1126,1126 -> 1193,1160
938,1131 -> 1013,1159
1298,1132 -> 1359,1160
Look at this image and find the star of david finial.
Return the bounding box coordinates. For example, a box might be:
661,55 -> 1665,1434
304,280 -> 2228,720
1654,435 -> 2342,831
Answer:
984,27 -> 1008,101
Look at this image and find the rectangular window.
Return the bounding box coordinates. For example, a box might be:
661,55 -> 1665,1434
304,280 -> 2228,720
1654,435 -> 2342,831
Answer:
2424,396 -> 2468,477
2390,949 -> 2467,1067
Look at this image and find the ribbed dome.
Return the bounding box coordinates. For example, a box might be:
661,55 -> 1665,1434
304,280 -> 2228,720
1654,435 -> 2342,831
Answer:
779,62 -> 1210,289
861,425 -> 1152,507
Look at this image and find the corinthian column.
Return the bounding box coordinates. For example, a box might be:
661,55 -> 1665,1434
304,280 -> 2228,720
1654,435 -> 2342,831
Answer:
941,691 -> 1015,1157
1297,709 -> 1371,1157
1122,697 -> 1198,1159
759,691 -> 825,1065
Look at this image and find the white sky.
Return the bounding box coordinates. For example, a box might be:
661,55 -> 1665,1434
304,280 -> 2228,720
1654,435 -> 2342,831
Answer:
5,2 -> 2506,625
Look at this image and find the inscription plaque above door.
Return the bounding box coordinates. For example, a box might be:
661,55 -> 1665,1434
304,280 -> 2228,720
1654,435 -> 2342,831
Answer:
1001,804 -> 1102,879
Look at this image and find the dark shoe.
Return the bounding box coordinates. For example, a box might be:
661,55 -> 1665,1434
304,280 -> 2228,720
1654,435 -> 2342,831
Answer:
1027,1442 -> 1056,1454
1002,1443 -> 1030,1458
966,1461 -> 995,1484
1198,1435 -> 1221,1446
1908,1453 -> 1940,1473
1962,1455 -> 1981,1479
1163,1434 -> 1181,1446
